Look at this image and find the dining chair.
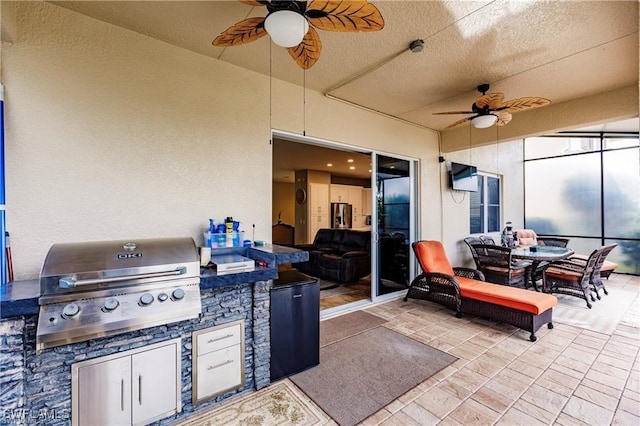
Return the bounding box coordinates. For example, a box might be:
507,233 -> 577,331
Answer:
543,246 -> 603,308
471,243 -> 530,288
463,236 -> 484,269
567,243 -> 617,300
537,237 -> 570,248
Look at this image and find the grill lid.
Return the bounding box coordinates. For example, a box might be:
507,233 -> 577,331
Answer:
40,237 -> 200,298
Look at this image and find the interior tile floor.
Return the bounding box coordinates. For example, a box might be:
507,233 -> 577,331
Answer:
188,273 -> 640,425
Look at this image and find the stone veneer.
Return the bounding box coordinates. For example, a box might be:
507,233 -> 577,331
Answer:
0,281 -> 271,425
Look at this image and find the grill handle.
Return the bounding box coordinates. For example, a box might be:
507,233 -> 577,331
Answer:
59,267 -> 187,288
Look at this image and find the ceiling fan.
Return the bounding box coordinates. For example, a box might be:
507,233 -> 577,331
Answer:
212,0 -> 384,69
434,84 -> 551,129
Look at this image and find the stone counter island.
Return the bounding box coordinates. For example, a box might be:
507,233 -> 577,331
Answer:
0,244 -> 308,425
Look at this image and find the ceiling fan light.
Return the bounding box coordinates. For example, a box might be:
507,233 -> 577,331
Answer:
471,114 -> 498,129
264,10 -> 309,48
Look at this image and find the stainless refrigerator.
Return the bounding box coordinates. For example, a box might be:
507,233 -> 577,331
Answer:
331,203 -> 352,229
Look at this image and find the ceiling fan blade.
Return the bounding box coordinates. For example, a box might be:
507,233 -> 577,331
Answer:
239,0 -> 269,6
287,26 -> 323,69
500,97 -> 551,112
433,111 -> 474,115
495,112 -> 512,126
212,17 -> 267,46
306,0 -> 385,32
475,93 -> 504,110
446,117 -> 473,129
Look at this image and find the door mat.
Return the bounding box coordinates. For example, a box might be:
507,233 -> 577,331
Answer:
320,310 -> 387,347
291,326 -> 458,426
174,380 -> 330,426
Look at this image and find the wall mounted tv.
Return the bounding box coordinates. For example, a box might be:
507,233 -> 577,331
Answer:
450,162 -> 478,192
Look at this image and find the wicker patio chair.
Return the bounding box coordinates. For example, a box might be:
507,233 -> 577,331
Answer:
543,246 -> 603,308
567,243 -> 617,300
463,236 -> 484,269
538,237 -> 570,248
472,243 -> 531,289
404,240 -> 485,317
479,235 -> 497,245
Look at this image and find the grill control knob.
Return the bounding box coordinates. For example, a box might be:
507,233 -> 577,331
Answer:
103,298 -> 119,311
172,288 -> 185,301
158,293 -> 169,302
62,303 -> 80,318
139,293 -> 154,306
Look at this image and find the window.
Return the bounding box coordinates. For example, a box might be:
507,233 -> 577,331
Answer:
470,172 -> 501,234
524,132 -> 639,275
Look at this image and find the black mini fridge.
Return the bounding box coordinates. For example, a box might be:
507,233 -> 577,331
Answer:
270,270 -> 320,381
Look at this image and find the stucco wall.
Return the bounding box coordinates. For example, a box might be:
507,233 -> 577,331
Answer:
2,2 -> 440,280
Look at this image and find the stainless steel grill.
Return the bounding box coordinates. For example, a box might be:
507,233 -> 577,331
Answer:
36,237 -> 202,352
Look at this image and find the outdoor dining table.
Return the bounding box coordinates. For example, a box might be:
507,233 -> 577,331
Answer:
512,245 -> 575,291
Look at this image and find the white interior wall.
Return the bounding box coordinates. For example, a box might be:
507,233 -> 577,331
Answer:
3,2 -> 441,279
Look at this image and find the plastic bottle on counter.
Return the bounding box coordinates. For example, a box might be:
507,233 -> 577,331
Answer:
225,217 -> 234,234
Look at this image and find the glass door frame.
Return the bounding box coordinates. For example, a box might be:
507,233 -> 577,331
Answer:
272,130 -> 420,310
370,152 -> 419,303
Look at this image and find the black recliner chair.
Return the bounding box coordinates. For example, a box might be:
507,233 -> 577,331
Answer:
295,229 -> 371,283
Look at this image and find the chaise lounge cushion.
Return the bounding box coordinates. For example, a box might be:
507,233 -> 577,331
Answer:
456,276 -> 557,315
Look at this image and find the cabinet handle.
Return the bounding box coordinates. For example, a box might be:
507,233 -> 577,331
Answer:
293,294 -> 302,298
120,379 -> 124,411
208,359 -> 233,370
207,333 -> 234,344
138,375 -> 142,405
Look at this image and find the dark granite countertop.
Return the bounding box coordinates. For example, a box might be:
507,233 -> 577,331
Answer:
1,243 -> 308,319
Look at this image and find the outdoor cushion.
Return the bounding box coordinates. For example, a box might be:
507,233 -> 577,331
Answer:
456,276 -> 557,315
516,229 -> 538,247
413,240 -> 455,276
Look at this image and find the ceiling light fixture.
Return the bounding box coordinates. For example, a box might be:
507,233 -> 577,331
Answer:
471,114 -> 498,129
349,166 -> 355,170
327,163 -> 333,167
264,10 -> 309,48
347,159 -> 354,163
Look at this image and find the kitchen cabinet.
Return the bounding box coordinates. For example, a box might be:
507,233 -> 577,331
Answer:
72,338 -> 181,426
348,186 -> 363,227
192,320 -> 245,404
362,188 -> 373,217
308,183 -> 329,243
330,184 -> 350,203
270,270 -> 320,381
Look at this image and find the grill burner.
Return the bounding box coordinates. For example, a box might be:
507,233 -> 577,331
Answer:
36,237 -> 202,352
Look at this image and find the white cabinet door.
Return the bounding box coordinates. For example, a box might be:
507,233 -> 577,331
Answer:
309,183 -> 329,242
348,187 -> 363,227
76,356 -> 132,426
132,343 -> 179,426
330,184 -> 349,203
309,214 -> 329,243
309,183 -> 329,216
362,188 -> 372,216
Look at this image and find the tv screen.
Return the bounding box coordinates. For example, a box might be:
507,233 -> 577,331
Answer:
450,162 -> 478,192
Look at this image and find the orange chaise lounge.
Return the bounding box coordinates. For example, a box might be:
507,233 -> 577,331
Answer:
404,240 -> 558,342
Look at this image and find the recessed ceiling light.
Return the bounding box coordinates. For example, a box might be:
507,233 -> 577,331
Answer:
349,166 -> 355,170
347,159 -> 354,163
390,165 -> 395,169
368,169 -> 372,173
327,163 -> 333,167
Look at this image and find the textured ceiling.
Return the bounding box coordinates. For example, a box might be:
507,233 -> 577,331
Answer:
52,0 -> 639,132
49,1 -> 638,183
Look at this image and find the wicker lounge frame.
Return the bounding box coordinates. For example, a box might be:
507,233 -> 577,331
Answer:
405,268 -> 553,342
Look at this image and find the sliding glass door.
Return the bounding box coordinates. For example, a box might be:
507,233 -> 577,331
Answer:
372,154 -> 417,299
